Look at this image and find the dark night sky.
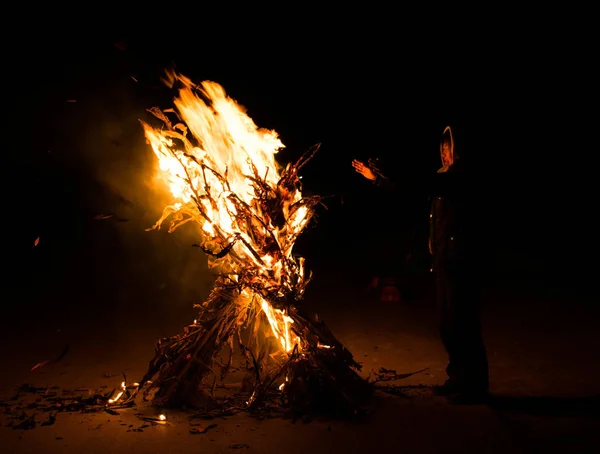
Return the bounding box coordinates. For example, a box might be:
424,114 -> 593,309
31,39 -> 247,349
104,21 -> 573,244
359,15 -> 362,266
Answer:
2,29 -> 596,296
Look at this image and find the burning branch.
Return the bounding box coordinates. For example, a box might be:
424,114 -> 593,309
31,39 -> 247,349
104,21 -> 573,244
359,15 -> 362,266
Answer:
124,71 -> 371,417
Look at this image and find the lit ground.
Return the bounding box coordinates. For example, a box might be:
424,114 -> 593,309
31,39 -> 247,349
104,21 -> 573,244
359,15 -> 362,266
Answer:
2,263 -> 599,453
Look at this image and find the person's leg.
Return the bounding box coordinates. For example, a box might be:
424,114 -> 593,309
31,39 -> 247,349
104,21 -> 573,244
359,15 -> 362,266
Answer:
446,265 -> 489,397
436,270 -> 463,393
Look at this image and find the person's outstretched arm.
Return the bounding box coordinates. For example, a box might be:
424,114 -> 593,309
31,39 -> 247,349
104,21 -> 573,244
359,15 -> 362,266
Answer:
352,158 -> 396,190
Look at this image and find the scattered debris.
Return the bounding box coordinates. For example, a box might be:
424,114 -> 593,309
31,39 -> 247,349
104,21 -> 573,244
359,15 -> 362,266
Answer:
0,368 -> 431,435
93,214 -> 129,222
369,367 -> 429,384
128,423 -> 150,432
189,423 -> 217,434
30,360 -> 51,372
40,413 -> 57,426
31,345 -> 70,371
229,443 -> 250,449
12,413 -> 36,430
1,383 -> 138,432
139,414 -> 167,425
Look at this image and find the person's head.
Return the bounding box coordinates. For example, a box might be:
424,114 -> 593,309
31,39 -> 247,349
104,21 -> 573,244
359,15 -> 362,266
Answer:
439,125 -> 455,168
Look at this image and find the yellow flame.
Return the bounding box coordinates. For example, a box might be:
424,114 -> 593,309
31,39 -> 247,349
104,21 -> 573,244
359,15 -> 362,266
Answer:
260,296 -> 300,352
108,390 -> 123,404
143,73 -> 310,355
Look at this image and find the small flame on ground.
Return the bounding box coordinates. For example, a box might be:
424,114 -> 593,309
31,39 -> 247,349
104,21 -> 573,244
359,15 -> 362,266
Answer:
108,391 -> 123,404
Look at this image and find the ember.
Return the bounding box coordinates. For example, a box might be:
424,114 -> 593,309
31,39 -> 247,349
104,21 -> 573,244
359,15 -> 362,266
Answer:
121,70 -> 372,418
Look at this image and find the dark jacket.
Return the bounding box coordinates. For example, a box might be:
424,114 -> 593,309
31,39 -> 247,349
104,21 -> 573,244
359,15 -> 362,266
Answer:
372,153 -> 475,274
427,162 -> 471,272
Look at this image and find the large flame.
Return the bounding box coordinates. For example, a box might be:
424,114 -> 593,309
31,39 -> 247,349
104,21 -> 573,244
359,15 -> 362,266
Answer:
142,72 -> 310,354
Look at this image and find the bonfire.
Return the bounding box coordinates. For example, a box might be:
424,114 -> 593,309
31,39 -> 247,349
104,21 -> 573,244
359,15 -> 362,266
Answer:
113,70 -> 371,418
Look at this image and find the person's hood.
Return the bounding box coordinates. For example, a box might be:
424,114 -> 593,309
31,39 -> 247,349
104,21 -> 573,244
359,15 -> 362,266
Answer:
437,125 -> 456,173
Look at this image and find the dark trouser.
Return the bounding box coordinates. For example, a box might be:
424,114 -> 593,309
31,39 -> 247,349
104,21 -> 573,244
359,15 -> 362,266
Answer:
435,264 -> 489,393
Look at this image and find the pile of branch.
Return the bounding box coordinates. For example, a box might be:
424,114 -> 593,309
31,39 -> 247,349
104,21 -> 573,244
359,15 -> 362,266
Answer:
127,284 -> 372,419
124,88 -> 372,418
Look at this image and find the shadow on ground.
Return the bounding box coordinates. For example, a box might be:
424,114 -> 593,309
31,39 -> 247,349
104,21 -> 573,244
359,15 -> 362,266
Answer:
487,394 -> 600,419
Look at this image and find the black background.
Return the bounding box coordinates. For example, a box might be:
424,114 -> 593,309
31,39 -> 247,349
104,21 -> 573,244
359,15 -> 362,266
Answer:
2,24 -> 596,318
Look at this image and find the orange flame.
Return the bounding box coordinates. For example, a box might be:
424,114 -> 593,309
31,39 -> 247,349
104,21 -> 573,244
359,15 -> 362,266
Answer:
142,72 -> 310,354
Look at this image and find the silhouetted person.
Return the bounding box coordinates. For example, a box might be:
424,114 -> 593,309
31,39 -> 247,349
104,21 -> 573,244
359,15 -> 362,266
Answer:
352,125 -> 489,404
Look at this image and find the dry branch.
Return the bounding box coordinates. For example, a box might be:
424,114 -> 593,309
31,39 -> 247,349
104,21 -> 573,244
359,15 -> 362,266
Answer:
125,75 -> 373,418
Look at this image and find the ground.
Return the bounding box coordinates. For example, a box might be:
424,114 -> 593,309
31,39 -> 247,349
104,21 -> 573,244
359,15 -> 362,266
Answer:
2,265 -> 599,453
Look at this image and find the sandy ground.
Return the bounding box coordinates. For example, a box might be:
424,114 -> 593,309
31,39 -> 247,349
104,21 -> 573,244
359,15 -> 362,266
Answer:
1,268 -> 599,454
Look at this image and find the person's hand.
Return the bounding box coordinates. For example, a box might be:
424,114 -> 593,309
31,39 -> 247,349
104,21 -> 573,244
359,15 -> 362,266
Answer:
352,159 -> 377,181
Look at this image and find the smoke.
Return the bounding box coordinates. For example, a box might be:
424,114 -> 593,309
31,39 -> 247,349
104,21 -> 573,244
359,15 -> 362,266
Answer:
41,60 -> 216,342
